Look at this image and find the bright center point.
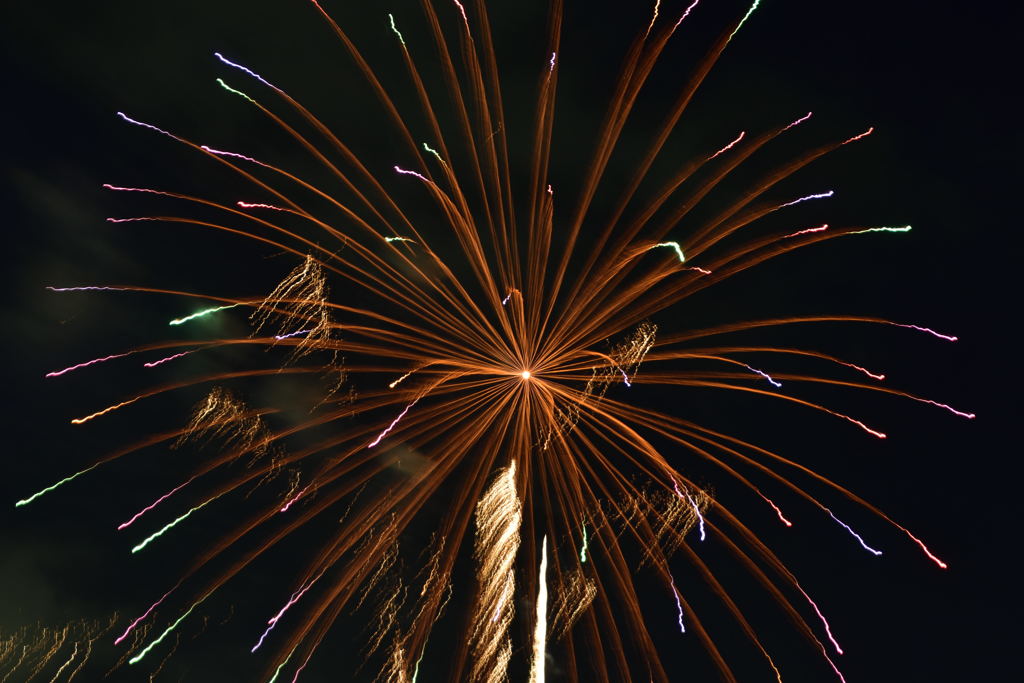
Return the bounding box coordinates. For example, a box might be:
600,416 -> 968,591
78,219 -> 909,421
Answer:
520,370 -> 532,380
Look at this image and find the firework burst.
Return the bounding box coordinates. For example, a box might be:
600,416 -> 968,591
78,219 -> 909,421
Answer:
19,1 -> 972,681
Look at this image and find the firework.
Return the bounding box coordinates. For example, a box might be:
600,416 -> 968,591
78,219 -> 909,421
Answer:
18,1 -> 971,681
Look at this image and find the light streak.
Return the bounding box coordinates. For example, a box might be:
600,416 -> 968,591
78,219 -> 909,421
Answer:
388,13 -> 406,46
848,225 -> 912,235
898,526 -> 948,569
784,111 -> 813,130
548,51 -> 556,73
423,142 -> 444,163
46,353 -> 129,378
685,493 -> 706,541
275,329 -> 311,341
267,646 -> 298,683
842,127 -> 873,144
759,493 -> 793,527
131,497 -> 217,554
385,236 -> 416,243
843,362 -> 885,381
106,217 -> 157,223
546,184 -> 553,195
168,303 -> 241,326
116,112 -> 179,140
389,370 -> 416,389
394,165 -> 429,182
144,350 -> 196,368
368,398 -> 420,448
828,410 -> 886,439
780,190 -> 834,208
743,363 -> 782,388
452,0 -> 469,29
908,397 -> 975,419
672,0 -> 702,31
650,241 -> 685,262
71,397 -> 141,425
238,201 -> 289,211
15,465 -> 99,507
708,131 -> 745,160
201,146 -> 270,167
529,535 -> 548,683
214,52 -> 280,92
115,589 -> 175,645
797,586 -> 843,655
645,0 -> 661,37
279,484 -> 311,513
129,597 -> 206,665
826,509 -> 883,556
102,183 -> 169,195
252,570 -> 326,652
686,266 -> 712,275
49,642 -> 78,682
891,323 -> 958,342
727,0 -> 761,42
670,577 -> 686,633
579,523 -> 588,563
46,285 -> 131,292
118,478 -> 196,530
785,223 -> 829,238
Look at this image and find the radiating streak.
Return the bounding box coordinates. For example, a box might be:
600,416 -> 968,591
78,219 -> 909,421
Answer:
797,586 -> 843,655
15,465 -> 99,507
131,497 -> 218,554
144,351 -> 196,368
759,493 -> 793,527
368,398 -> 420,448
672,0 -> 702,30
266,645 -> 298,683
71,397 -> 141,425
784,223 -> 829,238
842,127 -> 873,144
423,142 -> 445,163
780,190 -> 834,208
727,0 -> 761,41
394,165 -> 430,183
826,509 -> 882,556
214,52 -> 281,92
784,111 -> 813,130
47,285 -> 132,292
685,493 -> 706,541
201,145 -> 270,167
252,570 -> 327,652
891,323 -> 958,342
529,535 -> 548,683
670,577 -> 686,633
238,201 -> 290,211
118,478 -> 196,530
742,363 -> 782,388
907,397 -> 975,419
116,111 -> 179,140
389,370 -> 417,389
388,13 -> 406,46
115,589 -> 175,645
579,523 -> 589,563
279,484 -> 311,513
275,329 -> 311,341
645,0 -> 662,37
169,303 -> 241,326
901,529 -> 948,569
129,597 -> 206,665
452,0 -> 469,29
548,51 -> 556,73
47,353 -> 130,378
650,241 -> 685,262
708,131 -> 745,160
385,236 -> 416,243
848,225 -> 912,235
48,642 -> 78,682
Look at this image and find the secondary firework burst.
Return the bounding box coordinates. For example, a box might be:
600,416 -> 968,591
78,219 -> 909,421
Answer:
21,1 -> 972,681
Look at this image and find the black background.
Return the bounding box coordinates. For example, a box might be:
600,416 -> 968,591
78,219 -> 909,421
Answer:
2,1 -> 1015,681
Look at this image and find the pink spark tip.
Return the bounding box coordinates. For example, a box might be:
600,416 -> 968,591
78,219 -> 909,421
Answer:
784,111 -> 813,130
452,0 -> 469,27
549,52 -> 556,72
238,201 -> 287,211
118,478 -> 195,530
144,351 -> 195,368
761,495 -> 793,527
106,217 -> 157,223
47,353 -> 129,378
893,323 -> 958,342
842,127 -> 874,144
394,165 -> 429,182
785,223 -> 829,238
368,398 -> 419,448
708,131 -> 745,160
116,112 -> 178,140
115,589 -> 174,645
672,0 -> 701,31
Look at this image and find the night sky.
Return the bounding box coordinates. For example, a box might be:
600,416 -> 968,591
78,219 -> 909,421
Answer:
2,1 -> 1014,681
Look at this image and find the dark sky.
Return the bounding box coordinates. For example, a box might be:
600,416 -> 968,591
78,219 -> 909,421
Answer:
2,1 -> 1015,681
